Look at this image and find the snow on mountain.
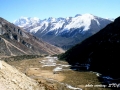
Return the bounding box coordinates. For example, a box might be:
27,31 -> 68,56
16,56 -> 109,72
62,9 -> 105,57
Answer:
65,14 -> 95,31
47,17 -> 56,22
105,18 -> 115,21
14,14 -> 112,49
13,17 -> 41,31
30,20 -> 49,33
30,25 -> 43,33
14,14 -> 112,35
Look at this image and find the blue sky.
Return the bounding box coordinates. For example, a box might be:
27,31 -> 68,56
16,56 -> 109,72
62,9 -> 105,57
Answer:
0,0 -> 120,22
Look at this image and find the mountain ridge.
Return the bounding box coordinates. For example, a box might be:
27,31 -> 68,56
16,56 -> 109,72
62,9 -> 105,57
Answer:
59,16 -> 120,79
14,14 -> 112,49
14,13 -> 112,34
0,17 -> 64,56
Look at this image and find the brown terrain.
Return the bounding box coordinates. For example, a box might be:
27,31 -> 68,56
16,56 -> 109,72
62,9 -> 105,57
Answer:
0,17 -> 65,90
0,17 -> 64,56
0,60 -> 45,90
0,17 -> 114,90
6,56 -> 113,90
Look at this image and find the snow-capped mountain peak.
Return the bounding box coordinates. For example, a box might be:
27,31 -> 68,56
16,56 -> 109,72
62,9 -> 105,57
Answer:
13,17 -> 28,26
64,13 -> 97,31
81,13 -> 95,19
14,14 -> 112,36
14,17 -> 41,31
14,13 -> 112,50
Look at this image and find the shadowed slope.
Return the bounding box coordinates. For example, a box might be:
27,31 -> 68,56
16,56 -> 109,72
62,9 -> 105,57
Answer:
59,16 -> 120,79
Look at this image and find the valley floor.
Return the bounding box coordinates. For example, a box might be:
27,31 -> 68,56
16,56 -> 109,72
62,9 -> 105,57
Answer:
6,56 -> 114,90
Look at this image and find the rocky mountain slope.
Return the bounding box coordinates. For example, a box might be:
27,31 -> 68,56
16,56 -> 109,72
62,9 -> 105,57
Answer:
59,16 -> 120,79
0,60 -> 44,90
14,14 -> 112,49
0,17 -> 64,56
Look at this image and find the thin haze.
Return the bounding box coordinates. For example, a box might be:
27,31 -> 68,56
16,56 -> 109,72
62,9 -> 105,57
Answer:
0,0 -> 120,22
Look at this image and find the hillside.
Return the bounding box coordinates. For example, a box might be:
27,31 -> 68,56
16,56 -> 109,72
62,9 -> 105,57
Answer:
0,60 -> 45,90
14,14 -> 112,49
59,16 -> 120,79
0,17 -> 64,56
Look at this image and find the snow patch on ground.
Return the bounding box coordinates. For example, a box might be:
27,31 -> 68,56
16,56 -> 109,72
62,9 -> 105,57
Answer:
61,65 -> 71,67
53,66 -> 62,72
40,56 -> 70,70
102,76 -> 113,80
39,56 -> 58,67
96,73 -> 102,77
40,56 -> 82,90
46,78 -> 82,90
66,84 -> 82,90
91,71 -> 113,80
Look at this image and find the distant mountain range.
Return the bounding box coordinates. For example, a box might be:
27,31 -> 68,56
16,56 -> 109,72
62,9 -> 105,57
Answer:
59,16 -> 120,79
14,14 -> 112,50
0,17 -> 64,56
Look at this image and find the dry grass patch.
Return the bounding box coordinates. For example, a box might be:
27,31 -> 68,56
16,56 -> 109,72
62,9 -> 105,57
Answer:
6,57 -> 113,90
26,68 -> 65,82
61,70 -> 112,90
